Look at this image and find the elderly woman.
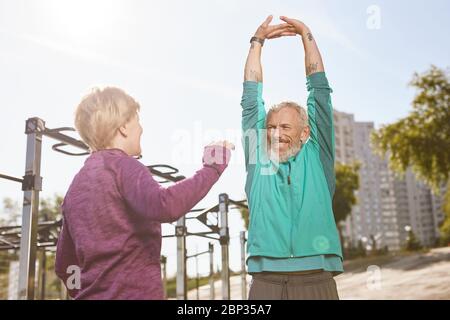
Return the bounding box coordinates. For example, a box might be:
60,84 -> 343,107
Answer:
55,87 -> 233,299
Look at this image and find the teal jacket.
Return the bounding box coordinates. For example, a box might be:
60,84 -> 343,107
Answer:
241,72 -> 343,260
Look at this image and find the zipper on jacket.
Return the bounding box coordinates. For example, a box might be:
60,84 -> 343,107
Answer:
287,162 -> 291,185
288,160 -> 294,256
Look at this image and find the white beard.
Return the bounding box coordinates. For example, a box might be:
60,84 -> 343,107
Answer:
268,138 -> 302,164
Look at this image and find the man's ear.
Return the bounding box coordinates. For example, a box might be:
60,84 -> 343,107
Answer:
301,126 -> 310,141
117,124 -> 128,138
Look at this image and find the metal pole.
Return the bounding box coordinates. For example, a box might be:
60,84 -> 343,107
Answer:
219,193 -> 230,300
161,255 -> 167,299
195,245 -> 199,300
208,242 -> 215,300
176,216 -> 187,300
240,231 -> 247,300
40,250 -> 47,300
18,117 -> 44,300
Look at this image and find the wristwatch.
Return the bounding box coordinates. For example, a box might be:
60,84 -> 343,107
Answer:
250,36 -> 265,47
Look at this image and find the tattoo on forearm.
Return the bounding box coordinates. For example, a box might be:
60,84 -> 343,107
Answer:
306,32 -> 313,41
306,62 -> 318,75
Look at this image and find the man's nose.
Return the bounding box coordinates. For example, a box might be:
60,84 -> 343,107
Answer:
272,129 -> 280,137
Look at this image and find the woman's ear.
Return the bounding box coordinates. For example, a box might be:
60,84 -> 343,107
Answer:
117,124 -> 128,138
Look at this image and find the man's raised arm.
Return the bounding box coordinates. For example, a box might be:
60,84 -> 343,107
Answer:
280,16 -> 325,76
281,16 -> 336,196
241,16 -> 294,171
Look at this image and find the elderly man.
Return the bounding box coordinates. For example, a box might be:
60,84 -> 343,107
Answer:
241,16 -> 343,300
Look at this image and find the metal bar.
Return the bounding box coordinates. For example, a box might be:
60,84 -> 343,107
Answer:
0,219 -> 61,251
0,226 -> 22,232
188,234 -> 219,241
228,199 -> 248,209
186,208 -> 205,213
187,250 -> 210,259
36,242 -> 58,248
219,193 -> 230,300
148,165 -> 185,183
0,220 -> 59,232
162,231 -> 219,240
161,255 -> 167,299
195,245 -> 199,300
209,242 -> 215,300
240,231 -> 247,300
0,242 -> 59,250
176,216 -> 187,300
0,173 -> 23,184
40,250 -> 47,300
43,128 -> 89,152
0,237 -> 18,248
18,117 -> 44,300
51,143 -> 89,156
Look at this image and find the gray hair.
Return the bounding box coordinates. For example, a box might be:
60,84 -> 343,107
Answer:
266,101 -> 308,129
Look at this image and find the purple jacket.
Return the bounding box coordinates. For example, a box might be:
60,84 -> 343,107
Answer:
55,148 -> 228,299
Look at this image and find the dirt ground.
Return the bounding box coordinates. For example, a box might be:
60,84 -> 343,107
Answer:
336,246 -> 450,300
187,247 -> 450,300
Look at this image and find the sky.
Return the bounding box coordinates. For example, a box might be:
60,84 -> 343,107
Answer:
0,0 -> 449,278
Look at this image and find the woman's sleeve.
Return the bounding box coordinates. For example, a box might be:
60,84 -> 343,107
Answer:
118,147 -> 229,223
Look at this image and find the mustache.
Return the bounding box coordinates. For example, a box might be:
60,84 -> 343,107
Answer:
269,137 -> 291,144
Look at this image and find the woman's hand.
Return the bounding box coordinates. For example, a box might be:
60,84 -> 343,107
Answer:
203,141 -> 235,174
206,141 -> 235,151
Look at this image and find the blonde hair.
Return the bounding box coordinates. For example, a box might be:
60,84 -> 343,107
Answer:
266,101 -> 308,129
75,86 -> 140,152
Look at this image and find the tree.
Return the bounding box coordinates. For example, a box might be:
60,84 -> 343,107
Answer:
372,65 -> 450,244
39,194 -> 63,222
439,185 -> 450,245
333,162 -> 360,254
405,229 -> 423,251
372,66 -> 450,189
238,205 -> 249,230
0,198 -> 20,226
333,162 -> 361,224
0,195 -> 63,226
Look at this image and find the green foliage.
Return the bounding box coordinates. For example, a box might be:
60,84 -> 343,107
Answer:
0,194 -> 63,226
333,162 -> 361,224
344,240 -> 367,260
404,230 -> 423,251
439,180 -> 450,246
239,206 -> 249,230
39,194 -> 63,221
372,65 -> 450,190
0,198 -> 20,226
372,65 -> 450,246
